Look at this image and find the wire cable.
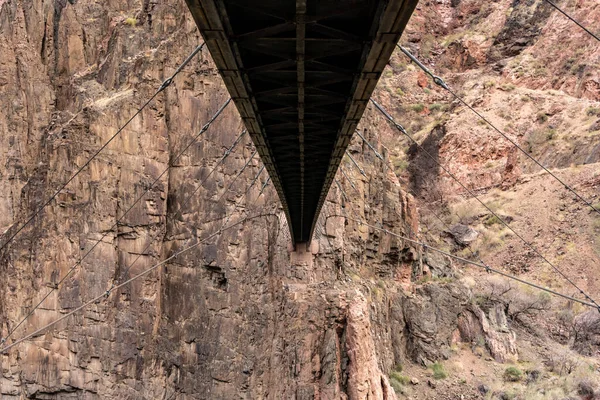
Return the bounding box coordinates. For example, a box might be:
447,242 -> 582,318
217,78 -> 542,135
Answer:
215,150 -> 257,204
339,167 -> 358,192
0,43 -> 206,256
345,131 -> 428,240
0,212 -> 278,354
356,126 -> 503,275
0,97 -> 231,344
248,166 -> 265,192
335,179 -> 349,202
371,98 -> 600,311
169,130 -> 248,225
117,128 -> 248,282
356,129 -> 384,161
397,44 -> 600,220
3,140 -> 264,351
218,162 -> 269,234
345,151 -> 367,178
258,177 -> 271,197
333,214 -> 596,309
543,0 -> 600,43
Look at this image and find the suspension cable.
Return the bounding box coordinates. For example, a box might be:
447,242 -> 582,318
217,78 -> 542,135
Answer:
215,150 -> 257,204
335,179 -> 349,202
0,43 -> 206,256
103,131 -> 254,310
118,128 -> 248,281
218,162 -> 269,234
258,177 -> 271,197
371,98 -> 600,310
334,214 -> 596,309
397,44 -> 600,220
345,131 -> 428,240
0,98 -> 231,344
345,151 -> 367,178
356,129 -> 384,160
169,130 -> 248,225
248,165 -> 265,192
355,126 -> 503,274
0,212 -> 278,354
3,143 -> 266,351
543,0 -> 600,43
339,167 -> 358,192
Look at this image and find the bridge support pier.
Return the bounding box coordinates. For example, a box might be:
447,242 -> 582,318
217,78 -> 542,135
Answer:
289,242 -> 319,269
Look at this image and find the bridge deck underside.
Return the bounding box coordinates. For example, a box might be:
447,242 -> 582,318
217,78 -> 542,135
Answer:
186,0 -> 418,244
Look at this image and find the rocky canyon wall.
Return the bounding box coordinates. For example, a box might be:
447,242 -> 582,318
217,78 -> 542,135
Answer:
0,1 -> 466,398
3,0 -> 597,399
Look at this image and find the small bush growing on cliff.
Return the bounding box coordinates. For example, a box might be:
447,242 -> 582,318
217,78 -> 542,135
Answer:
504,366 -> 523,382
429,103 -> 443,112
392,156 -> 408,171
389,370 -> 411,395
483,214 -> 502,227
586,107 -> 599,117
431,362 -> 447,379
390,371 -> 410,385
452,201 -> 479,224
389,380 -> 403,394
125,17 -> 138,27
410,103 -> 425,113
547,348 -> 581,376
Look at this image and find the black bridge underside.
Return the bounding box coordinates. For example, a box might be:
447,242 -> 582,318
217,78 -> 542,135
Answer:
185,0 -> 418,244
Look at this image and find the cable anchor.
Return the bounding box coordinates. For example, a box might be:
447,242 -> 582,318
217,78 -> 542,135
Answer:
481,260 -> 491,274
433,76 -> 448,90
159,77 -> 173,92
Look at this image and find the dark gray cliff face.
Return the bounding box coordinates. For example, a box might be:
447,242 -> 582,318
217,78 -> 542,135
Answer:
0,1 -> 444,398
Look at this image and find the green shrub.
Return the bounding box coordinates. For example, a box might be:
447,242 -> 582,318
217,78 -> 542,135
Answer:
393,157 -> 409,171
390,371 -> 410,385
125,17 -> 138,26
430,103 -> 443,112
389,367 -> 410,395
484,215 -> 502,226
586,107 -> 600,116
431,362 -> 448,380
389,377 -> 404,394
411,103 -> 425,113
504,366 -> 523,382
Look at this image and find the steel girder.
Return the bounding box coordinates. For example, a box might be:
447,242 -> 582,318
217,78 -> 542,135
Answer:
185,0 -> 418,245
